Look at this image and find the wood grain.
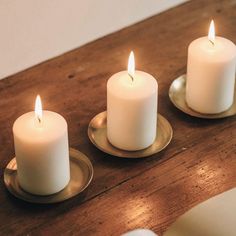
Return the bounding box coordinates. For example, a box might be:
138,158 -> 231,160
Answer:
0,0 -> 235,235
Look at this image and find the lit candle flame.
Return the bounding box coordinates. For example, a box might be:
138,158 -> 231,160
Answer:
128,51 -> 135,81
35,95 -> 43,123
208,20 -> 215,46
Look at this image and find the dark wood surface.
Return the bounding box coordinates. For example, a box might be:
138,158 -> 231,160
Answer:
0,0 -> 236,235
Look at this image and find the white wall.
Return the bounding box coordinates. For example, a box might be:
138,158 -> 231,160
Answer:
0,0 -> 186,79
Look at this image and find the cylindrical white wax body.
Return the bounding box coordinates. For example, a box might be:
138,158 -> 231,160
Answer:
107,70 -> 158,151
13,111 -> 70,195
186,36 -> 236,114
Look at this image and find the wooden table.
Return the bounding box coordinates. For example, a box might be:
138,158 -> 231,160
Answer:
0,0 -> 235,235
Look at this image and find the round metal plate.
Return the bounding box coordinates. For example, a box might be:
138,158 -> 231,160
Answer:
4,148 -> 93,204
169,74 -> 236,119
88,111 -> 173,158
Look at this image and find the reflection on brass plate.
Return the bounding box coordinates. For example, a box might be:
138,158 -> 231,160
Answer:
169,74 -> 236,119
4,148 -> 93,204
88,111 -> 173,158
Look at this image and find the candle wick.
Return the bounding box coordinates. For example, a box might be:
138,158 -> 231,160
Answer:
38,116 -> 41,123
128,73 -> 134,82
209,39 -> 214,46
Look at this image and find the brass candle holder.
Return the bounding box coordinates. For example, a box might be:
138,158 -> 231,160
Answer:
169,74 -> 236,119
88,111 -> 173,158
4,148 -> 93,204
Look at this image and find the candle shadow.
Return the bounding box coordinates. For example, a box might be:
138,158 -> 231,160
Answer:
84,141 -> 167,171
3,182 -> 89,213
166,99 -> 234,127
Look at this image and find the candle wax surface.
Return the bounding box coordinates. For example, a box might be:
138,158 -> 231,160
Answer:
13,110 -> 70,195
186,36 -> 236,114
107,70 -> 158,151
188,36 -> 236,62
107,70 -> 157,99
13,111 -> 67,142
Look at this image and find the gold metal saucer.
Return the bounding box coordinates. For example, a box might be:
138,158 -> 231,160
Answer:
4,148 -> 93,204
169,74 -> 236,119
88,111 -> 173,158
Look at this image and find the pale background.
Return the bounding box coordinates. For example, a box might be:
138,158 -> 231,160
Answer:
0,0 -> 186,80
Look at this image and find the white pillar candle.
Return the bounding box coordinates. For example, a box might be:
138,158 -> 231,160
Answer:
107,52 -> 158,151
186,20 -> 236,114
13,95 -> 70,195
